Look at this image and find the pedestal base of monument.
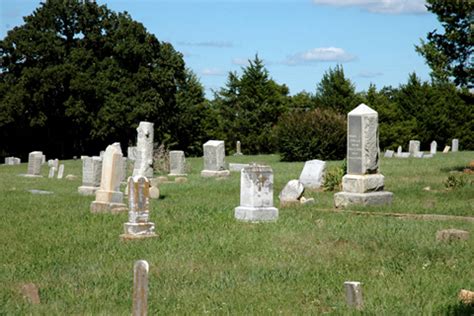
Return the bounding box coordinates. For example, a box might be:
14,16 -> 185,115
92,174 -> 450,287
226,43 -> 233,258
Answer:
120,222 -> 157,240
234,206 -> 278,222
168,173 -> 187,177
200,170 -> 230,177
78,186 -> 99,196
91,188 -> 127,213
334,191 -> 393,208
342,174 -> 385,193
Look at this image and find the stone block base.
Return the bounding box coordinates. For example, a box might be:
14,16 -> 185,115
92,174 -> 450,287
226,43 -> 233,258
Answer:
234,206 -> 278,222
19,174 -> 43,178
342,174 -> 384,193
90,201 -> 127,213
120,222 -> 157,240
95,189 -> 123,204
78,186 -> 99,196
201,170 -> 230,177
168,173 -> 187,177
334,191 -> 393,208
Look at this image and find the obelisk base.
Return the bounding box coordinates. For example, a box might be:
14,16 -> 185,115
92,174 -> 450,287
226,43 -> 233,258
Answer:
334,191 -> 393,208
234,206 -> 278,222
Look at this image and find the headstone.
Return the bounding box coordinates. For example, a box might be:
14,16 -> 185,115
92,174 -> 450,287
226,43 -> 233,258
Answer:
423,154 -> 433,158
48,167 -> 56,178
57,164 -> 64,179
121,176 -> 157,239
452,139 -> 459,152
132,121 -> 154,178
78,156 -> 103,195
26,151 -> 43,176
414,152 -> 424,158
149,186 -> 160,199
430,141 -> 437,154
299,159 -> 326,190
234,164 -> 278,222
128,146 -> 138,161
168,150 -> 187,176
28,189 -> 53,195
234,140 -> 243,156
100,150 -> 105,158
65,174 -> 77,180
409,140 -> 420,157
201,140 -> 230,177
334,104 -> 393,208
397,152 -> 410,158
443,146 -> 450,153
279,179 -> 304,206
132,260 -> 149,316
397,146 -> 402,155
384,150 -> 394,158
121,157 -> 128,182
90,143 -> 127,213
229,163 -> 250,172
436,229 -> 469,242
52,159 -> 59,170
344,281 -> 363,310
5,157 -> 21,165
41,155 -> 46,164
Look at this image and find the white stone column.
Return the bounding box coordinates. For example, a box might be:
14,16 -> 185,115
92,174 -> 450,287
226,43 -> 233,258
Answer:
132,122 -> 154,178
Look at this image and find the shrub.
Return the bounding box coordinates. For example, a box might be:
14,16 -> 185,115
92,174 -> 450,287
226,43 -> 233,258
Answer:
444,174 -> 472,189
274,108 -> 346,161
323,159 -> 347,191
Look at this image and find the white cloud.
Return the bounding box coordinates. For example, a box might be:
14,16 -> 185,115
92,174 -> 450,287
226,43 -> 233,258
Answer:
312,0 -> 427,14
358,71 -> 383,78
200,68 -> 225,76
285,47 -> 356,65
178,41 -> 233,48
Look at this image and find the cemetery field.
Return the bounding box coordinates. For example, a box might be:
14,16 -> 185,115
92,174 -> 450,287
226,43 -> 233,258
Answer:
0,152 -> 473,314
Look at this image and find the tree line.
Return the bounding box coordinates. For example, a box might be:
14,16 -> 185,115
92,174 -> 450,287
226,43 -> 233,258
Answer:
0,0 -> 472,162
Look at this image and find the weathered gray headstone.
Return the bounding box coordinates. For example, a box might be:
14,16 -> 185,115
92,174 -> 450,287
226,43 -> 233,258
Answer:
409,140 -> 420,157
26,151 -> 43,176
397,146 -> 402,155
384,150 -> 394,158
41,155 -> 46,165
78,156 -> 102,195
5,157 -> 21,165
48,167 -> 56,178
334,104 -> 393,208
168,151 -> 187,176
235,164 -> 278,222
121,176 -> 157,239
132,260 -> 149,316
430,141 -> 437,154
201,140 -> 230,177
397,152 -> 410,158
57,164 -> 64,179
229,163 -> 250,172
132,121 -> 154,178
128,146 -> 138,161
452,139 -> 459,152
120,157 -> 128,183
279,179 -> 304,206
90,143 -> 127,213
299,159 -> 326,190
344,281 -> 363,310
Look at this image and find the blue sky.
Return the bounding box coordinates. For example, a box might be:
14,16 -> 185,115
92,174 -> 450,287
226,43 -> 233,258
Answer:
0,0 -> 441,97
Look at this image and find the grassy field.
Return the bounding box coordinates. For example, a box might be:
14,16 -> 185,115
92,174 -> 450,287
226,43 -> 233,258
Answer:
0,152 -> 473,314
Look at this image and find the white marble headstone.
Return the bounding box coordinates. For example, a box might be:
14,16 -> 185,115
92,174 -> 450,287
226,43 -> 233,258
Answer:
299,159 -> 326,189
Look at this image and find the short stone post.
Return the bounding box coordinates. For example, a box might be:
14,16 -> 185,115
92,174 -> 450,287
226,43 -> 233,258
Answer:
234,141 -> 243,156
132,260 -> 149,316
121,176 -> 157,239
344,281 -> 363,310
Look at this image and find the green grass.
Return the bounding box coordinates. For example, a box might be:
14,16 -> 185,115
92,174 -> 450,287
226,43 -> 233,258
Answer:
0,152 -> 473,314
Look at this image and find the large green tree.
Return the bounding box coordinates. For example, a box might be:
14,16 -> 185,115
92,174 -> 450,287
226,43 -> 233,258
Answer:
0,0 -> 185,159
415,0 -> 473,88
213,56 -> 289,154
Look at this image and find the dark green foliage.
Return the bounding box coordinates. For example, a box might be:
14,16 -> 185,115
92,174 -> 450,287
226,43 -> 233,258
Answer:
322,159 -> 346,192
275,108 -> 346,161
0,0 -> 185,159
315,65 -> 363,114
213,56 -> 289,154
415,0 -> 473,88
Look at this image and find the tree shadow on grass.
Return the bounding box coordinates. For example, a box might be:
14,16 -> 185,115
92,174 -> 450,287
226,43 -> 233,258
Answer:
443,303 -> 474,316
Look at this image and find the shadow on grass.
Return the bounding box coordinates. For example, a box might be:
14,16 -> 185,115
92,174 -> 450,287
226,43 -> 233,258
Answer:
443,303 -> 474,316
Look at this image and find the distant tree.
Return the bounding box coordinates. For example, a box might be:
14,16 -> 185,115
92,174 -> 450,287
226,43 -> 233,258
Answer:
315,65 -> 362,113
213,55 -> 289,154
0,0 -> 185,159
287,91 -> 317,111
415,0 -> 473,88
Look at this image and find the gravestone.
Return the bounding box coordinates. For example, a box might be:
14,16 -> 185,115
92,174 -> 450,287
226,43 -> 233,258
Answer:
344,281 -> 363,310
100,150 -> 105,158
234,164 -> 278,222
279,179 -> 304,206
168,150 -> 187,177
132,260 -> 149,316
90,143 -> 127,213
48,159 -> 59,170
132,121 -> 154,178
452,139 -> 459,152
121,157 -> 128,183
121,176 -> 157,239
423,154 -> 433,158
128,146 -> 138,161
201,140 -> 230,177
48,167 -> 56,178
397,152 -> 410,158
26,151 -> 43,176
430,141 -> 437,154
41,155 -> 46,164
397,146 -> 402,155
409,140 -> 420,157
384,150 -> 394,158
334,104 -> 393,207
234,141 -> 243,156
229,163 -> 249,172
57,164 -> 64,179
443,146 -> 450,153
414,152 -> 424,158
5,157 -> 21,165
299,159 -> 326,190
78,156 -> 102,195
